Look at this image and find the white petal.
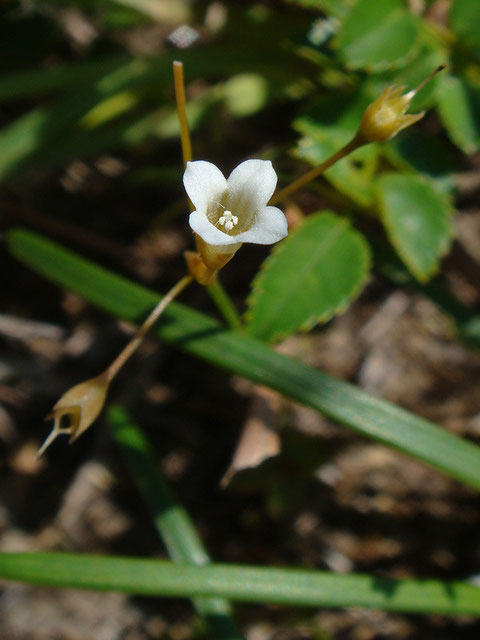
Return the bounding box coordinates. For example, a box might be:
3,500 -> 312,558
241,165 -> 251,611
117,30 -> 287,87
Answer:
225,159 -> 277,214
183,161 -> 227,214
189,211 -> 242,246
233,206 -> 288,245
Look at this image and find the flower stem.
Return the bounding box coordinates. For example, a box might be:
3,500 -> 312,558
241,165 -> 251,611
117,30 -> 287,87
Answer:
105,275 -> 193,383
173,61 -> 243,329
173,60 -> 193,171
206,279 -> 244,331
269,135 -> 364,206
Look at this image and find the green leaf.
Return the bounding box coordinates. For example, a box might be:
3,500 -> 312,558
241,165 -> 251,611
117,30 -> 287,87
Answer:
246,212 -> 370,342
376,42 -> 447,111
450,0 -> 480,52
294,91 -> 379,206
0,12 -> 317,184
285,0 -> 352,19
384,130 -> 460,195
109,407 -> 243,640
377,174 -> 453,282
2,552 -> 480,615
336,0 -> 419,71
0,56 -> 129,102
436,75 -> 480,155
7,229 -> 480,491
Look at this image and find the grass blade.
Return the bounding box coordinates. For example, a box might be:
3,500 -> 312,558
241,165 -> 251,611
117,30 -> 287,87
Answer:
108,406 -> 243,640
1,552 -> 480,616
6,228 -> 480,491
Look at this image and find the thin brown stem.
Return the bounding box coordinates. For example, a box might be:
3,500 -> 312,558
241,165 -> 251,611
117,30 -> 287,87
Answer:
269,136 -> 364,206
105,275 -> 193,383
173,61 -> 193,169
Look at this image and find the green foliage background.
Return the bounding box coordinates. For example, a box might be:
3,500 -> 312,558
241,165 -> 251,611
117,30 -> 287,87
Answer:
1,0 -> 480,637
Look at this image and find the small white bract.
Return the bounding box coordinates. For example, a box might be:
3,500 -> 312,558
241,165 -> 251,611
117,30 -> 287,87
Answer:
183,159 -> 288,247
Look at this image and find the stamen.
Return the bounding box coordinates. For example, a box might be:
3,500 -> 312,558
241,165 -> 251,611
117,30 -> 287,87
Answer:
217,210 -> 238,231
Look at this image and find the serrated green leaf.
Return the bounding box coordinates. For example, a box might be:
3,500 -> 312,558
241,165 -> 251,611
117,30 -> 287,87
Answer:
377,174 -> 453,282
436,74 -> 480,155
450,0 -> 480,52
336,0 -> 419,71
246,212 -> 370,342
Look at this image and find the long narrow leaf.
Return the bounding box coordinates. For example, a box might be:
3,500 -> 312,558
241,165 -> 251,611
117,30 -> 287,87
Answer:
109,406 -> 243,640
6,229 -> 480,490
1,552 -> 480,615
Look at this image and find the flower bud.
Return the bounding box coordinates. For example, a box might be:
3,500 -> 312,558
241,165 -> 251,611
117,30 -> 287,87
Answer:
38,372 -> 109,457
358,85 -> 424,143
357,65 -> 445,144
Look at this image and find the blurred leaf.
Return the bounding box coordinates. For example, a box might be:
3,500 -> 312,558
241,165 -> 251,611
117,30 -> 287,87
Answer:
285,0 -> 353,19
450,0 -> 480,52
0,59 -> 151,182
377,174 -> 454,282
375,43 -> 447,111
8,229 -> 480,492
436,74 -> 480,154
246,212 -> 370,342
336,0 -> 419,71
0,28 -> 316,183
384,130 -> 460,195
0,57 -> 130,102
2,552 -> 480,615
222,74 -> 269,117
295,91 -> 379,206
295,136 -> 378,206
109,0 -> 190,23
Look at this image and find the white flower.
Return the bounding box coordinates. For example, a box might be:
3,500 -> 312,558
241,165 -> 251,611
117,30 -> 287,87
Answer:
183,159 -> 288,247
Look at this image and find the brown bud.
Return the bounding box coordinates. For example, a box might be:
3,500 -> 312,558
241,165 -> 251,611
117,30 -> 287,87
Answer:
184,250 -> 217,285
195,234 -> 241,271
38,372 -> 109,457
357,65 -> 446,144
358,85 -> 424,143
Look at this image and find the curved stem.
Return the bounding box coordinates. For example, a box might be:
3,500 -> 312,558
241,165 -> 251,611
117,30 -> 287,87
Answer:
105,275 -> 193,383
269,136 -> 364,206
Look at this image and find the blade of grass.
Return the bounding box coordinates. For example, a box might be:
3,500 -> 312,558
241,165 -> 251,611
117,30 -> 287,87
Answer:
0,56 -> 130,102
6,228 -> 480,491
108,406 -> 243,640
1,552 -> 480,616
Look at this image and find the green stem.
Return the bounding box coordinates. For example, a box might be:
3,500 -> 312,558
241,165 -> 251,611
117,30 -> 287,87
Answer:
108,406 -> 243,640
206,279 -> 244,331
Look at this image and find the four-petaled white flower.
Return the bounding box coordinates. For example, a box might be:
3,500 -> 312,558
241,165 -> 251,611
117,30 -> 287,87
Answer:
183,159 -> 288,250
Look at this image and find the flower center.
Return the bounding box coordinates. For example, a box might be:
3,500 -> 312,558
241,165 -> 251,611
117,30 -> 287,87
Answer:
217,210 -> 238,232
